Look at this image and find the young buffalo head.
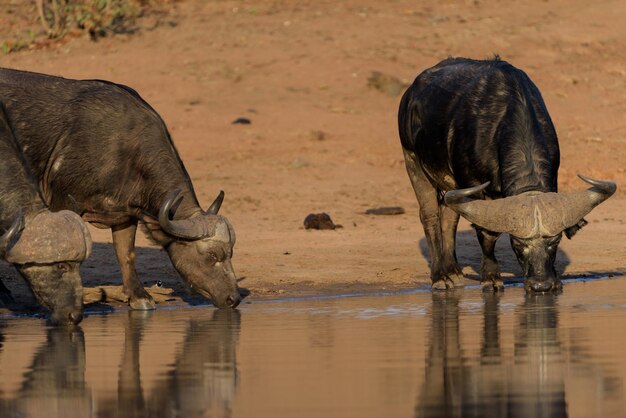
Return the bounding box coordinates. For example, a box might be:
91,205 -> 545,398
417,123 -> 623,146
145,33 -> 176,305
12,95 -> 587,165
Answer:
145,190 -> 241,309
1,210 -> 91,325
445,175 -> 616,292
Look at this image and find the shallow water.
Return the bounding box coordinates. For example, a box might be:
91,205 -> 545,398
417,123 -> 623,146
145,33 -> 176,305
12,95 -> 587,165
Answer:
1,278 -> 626,417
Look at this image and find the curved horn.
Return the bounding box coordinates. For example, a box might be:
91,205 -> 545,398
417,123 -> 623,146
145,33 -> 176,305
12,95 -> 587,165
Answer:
445,174 -> 617,238
444,182 -> 490,205
444,181 -> 539,236
159,190 -> 212,240
555,174 -> 617,229
443,181 -> 501,231
0,210 -> 25,257
206,190 -> 225,215
577,173 -> 616,195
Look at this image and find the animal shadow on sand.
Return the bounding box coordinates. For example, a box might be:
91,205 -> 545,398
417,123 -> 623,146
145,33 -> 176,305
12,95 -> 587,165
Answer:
82,243 -> 251,307
0,242 -> 250,315
419,229 -> 626,285
418,229 -> 573,286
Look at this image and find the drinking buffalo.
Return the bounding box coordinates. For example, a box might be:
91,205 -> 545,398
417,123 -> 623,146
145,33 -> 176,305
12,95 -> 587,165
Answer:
0,104 -> 91,325
0,68 -> 240,309
398,57 -> 615,292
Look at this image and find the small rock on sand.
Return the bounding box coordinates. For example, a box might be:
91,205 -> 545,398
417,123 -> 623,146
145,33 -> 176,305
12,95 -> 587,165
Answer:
304,213 -> 342,230
232,117 -> 251,124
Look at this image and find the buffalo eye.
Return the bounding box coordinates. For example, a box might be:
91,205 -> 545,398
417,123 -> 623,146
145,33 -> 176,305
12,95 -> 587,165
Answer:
56,262 -> 70,273
208,248 -> 228,263
206,253 -> 218,264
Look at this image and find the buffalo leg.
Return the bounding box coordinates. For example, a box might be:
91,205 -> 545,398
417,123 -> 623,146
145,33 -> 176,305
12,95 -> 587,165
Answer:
403,149 -> 455,289
439,205 -> 464,287
0,279 -> 14,305
475,227 -> 503,291
112,222 -> 156,310
118,311 -> 150,416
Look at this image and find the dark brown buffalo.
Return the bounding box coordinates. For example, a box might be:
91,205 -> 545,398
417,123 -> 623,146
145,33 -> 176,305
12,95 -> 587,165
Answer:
398,57 -> 615,292
0,103 -> 91,325
0,68 -> 240,309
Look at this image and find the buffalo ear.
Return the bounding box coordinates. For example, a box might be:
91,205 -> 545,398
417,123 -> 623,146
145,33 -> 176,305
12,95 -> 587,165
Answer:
67,194 -> 83,215
141,212 -> 174,246
564,218 -> 588,239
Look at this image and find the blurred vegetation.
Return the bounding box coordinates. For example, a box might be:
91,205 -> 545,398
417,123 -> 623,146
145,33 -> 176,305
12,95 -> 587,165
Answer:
36,0 -> 138,39
0,0 -> 177,54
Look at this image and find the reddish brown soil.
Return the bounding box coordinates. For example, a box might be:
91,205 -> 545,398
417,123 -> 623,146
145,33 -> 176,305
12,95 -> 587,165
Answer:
1,0 -> 625,311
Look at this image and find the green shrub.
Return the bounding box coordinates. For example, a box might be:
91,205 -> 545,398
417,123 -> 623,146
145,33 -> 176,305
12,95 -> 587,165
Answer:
35,0 -> 167,40
0,1 -> 174,54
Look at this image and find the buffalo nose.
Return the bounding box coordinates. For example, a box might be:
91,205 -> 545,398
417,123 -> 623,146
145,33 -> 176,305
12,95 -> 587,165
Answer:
530,280 -> 553,293
227,295 -> 241,308
69,311 -> 84,325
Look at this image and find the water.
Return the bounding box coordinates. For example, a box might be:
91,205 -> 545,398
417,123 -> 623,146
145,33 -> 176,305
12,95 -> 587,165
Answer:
1,278 -> 626,417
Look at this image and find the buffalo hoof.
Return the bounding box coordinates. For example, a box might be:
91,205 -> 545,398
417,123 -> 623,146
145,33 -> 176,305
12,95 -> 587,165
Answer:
432,278 -> 454,290
447,272 -> 465,287
481,270 -> 504,292
129,296 -> 156,310
481,278 -> 504,292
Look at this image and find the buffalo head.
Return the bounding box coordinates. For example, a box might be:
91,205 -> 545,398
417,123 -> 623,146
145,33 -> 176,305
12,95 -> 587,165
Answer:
154,190 -> 241,309
444,174 -> 616,292
1,210 -> 91,325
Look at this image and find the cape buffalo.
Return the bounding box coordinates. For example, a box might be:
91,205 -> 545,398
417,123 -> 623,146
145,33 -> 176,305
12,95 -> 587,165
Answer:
0,103 -> 91,325
398,57 -> 615,292
0,68 -> 240,309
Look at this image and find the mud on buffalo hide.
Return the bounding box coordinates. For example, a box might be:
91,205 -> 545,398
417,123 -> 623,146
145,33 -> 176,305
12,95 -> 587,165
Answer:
5,210 -> 92,264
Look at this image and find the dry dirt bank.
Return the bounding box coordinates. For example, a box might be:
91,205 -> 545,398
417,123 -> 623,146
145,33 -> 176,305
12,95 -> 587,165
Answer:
0,0 -> 625,311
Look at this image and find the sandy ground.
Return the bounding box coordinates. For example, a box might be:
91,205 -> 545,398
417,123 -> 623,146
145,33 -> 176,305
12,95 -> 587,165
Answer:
0,0 -> 626,311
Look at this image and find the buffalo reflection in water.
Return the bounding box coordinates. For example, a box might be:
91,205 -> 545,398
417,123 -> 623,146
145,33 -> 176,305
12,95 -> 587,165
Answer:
0,308 -> 240,418
97,309 -> 242,418
416,291 -> 622,418
145,309 -> 241,418
0,325 -> 92,417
